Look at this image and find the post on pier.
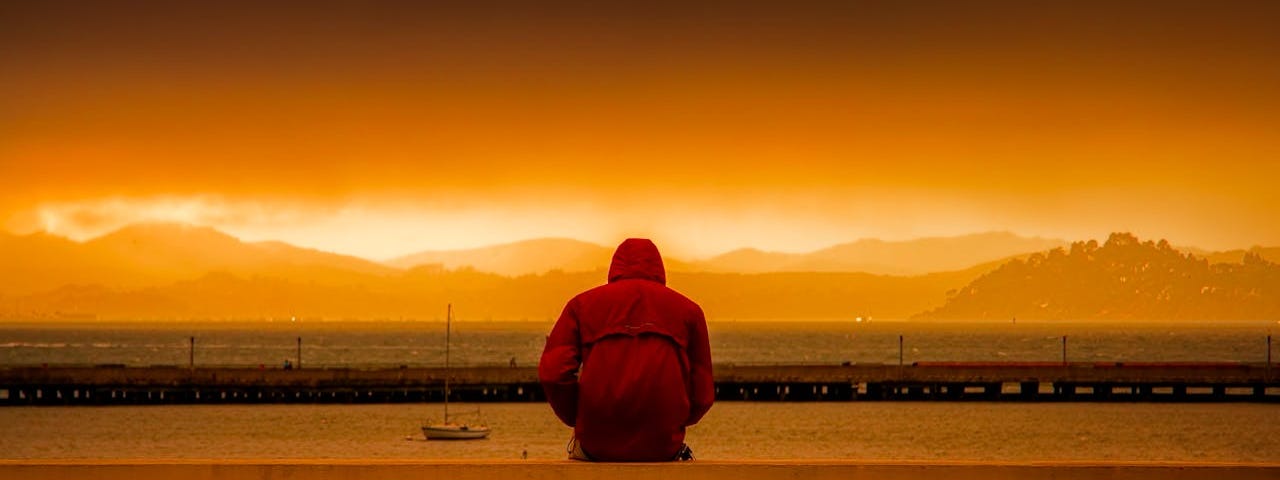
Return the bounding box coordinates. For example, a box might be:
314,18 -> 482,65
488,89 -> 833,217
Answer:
898,335 -> 904,367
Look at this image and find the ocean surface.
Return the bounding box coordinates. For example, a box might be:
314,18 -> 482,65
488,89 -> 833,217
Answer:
2,320 -> 1278,461
2,320 -> 1276,367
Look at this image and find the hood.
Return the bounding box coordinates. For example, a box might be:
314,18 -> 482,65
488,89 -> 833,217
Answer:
607,238 -> 666,285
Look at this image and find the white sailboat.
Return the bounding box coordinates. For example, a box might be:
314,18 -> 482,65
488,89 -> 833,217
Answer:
422,304 -> 491,440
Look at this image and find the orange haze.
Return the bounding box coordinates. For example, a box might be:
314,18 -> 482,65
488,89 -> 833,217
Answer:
2,1 -> 1279,259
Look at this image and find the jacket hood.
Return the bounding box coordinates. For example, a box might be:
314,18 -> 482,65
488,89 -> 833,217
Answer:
607,238 -> 666,285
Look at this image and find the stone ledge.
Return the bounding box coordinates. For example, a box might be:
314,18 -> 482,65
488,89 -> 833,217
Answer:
2,460 -> 1278,480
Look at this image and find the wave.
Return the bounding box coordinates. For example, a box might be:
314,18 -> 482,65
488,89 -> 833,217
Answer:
0,342 -> 69,348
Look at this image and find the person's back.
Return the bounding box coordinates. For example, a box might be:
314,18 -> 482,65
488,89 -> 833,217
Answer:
539,238 -> 714,461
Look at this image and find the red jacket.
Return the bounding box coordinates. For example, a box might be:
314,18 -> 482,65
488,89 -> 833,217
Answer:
539,238 -> 714,461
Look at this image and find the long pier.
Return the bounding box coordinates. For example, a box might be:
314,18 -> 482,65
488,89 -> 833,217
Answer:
1,362 -> 1277,405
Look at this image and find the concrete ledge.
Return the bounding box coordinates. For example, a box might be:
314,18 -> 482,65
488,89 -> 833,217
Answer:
2,460 -> 1278,480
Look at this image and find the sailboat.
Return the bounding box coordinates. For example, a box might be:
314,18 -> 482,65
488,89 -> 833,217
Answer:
422,304 -> 491,440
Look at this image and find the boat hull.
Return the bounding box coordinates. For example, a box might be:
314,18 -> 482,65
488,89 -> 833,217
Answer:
422,425 -> 491,440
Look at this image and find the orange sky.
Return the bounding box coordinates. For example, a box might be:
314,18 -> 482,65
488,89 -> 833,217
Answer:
2,1 -> 1278,259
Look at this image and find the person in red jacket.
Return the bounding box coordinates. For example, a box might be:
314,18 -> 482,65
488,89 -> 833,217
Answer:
539,238 -> 714,461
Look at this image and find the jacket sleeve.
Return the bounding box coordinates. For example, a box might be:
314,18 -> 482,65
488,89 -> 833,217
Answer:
539,300 -> 581,427
685,305 -> 714,426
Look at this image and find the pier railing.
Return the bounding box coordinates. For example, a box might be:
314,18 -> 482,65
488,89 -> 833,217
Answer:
1,362 -> 1276,405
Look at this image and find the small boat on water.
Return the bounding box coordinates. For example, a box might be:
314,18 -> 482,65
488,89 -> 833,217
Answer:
422,421 -> 490,440
421,304 -> 491,441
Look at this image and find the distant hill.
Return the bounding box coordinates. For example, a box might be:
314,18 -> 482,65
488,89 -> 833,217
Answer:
0,222 -> 396,295
681,259 -> 1002,320
0,230 -> 92,296
88,223 -> 396,279
388,237 -> 704,276
916,232 -> 1280,321
388,232 -> 1065,277
1205,246 -> 1280,265
690,232 -> 1067,275
387,238 -> 615,276
0,260 -> 999,322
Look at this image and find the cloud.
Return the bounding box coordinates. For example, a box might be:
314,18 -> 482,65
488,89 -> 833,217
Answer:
30,196 -> 319,241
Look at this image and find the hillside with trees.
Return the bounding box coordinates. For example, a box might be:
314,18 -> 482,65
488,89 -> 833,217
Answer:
916,233 -> 1280,321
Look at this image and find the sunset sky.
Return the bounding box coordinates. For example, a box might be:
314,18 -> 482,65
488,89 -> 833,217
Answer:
2,0 -> 1278,259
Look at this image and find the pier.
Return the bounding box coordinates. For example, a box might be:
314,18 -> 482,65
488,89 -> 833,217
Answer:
2,362 -> 1276,405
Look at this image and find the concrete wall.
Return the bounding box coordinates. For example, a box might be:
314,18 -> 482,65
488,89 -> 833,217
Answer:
2,460 -> 1278,480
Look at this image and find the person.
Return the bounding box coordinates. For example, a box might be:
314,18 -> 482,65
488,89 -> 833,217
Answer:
539,238 -> 714,462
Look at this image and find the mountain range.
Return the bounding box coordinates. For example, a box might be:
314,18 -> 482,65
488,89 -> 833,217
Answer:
0,223 -> 393,296
387,231 -> 1066,276
687,232 -> 1066,275
387,238 -> 618,276
0,224 -> 1065,296
1,223 -> 1277,321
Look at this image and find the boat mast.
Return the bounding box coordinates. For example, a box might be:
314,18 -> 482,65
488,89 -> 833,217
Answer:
444,303 -> 451,422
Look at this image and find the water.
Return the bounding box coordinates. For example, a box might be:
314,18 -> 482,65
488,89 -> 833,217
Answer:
2,402 -> 1278,461
2,320 -> 1278,461
1,320 -> 1276,367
